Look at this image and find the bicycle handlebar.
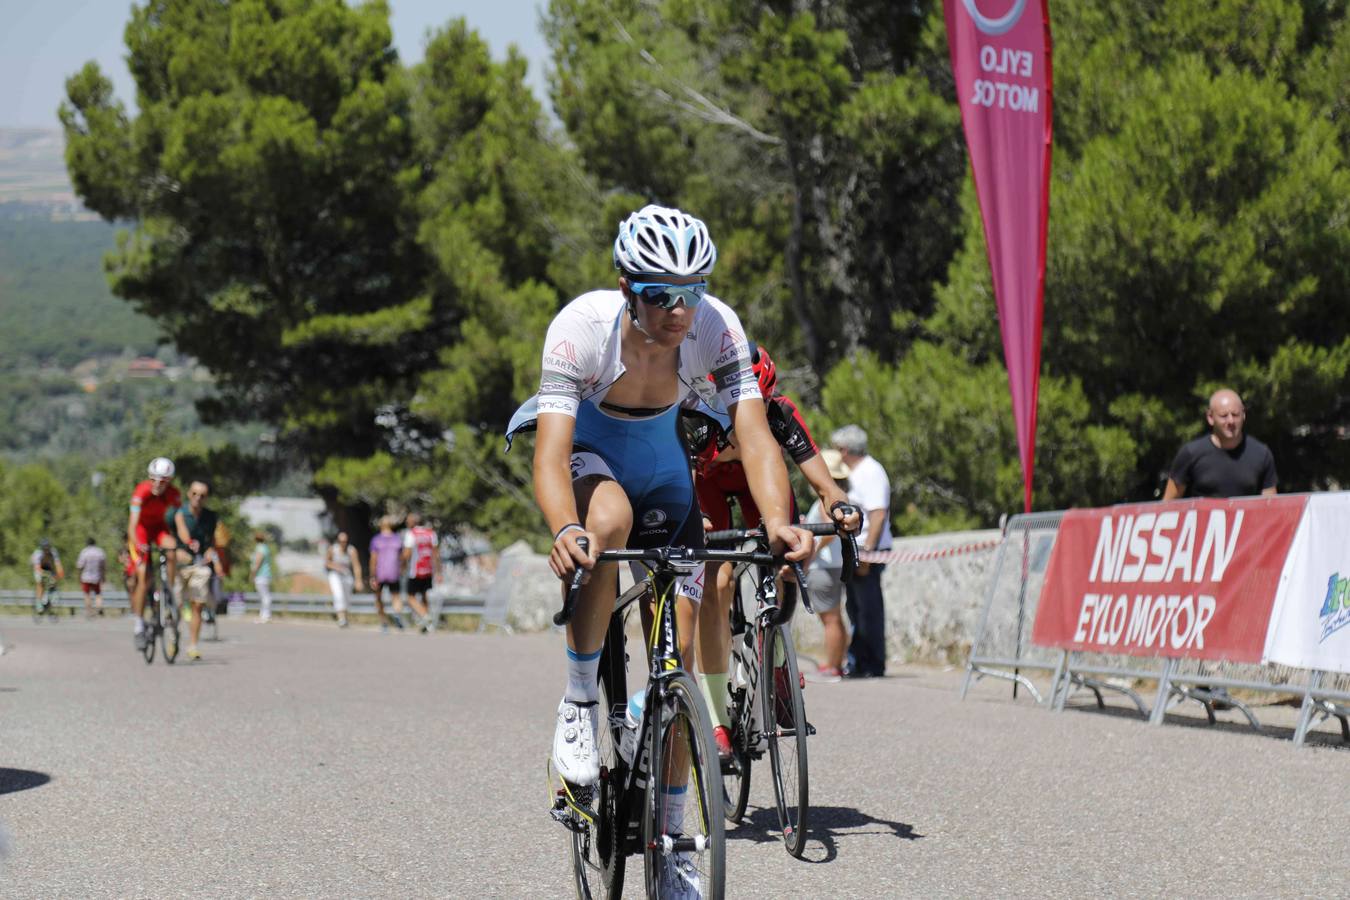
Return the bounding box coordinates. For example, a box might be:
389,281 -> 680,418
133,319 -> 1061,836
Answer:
552,542 -> 783,626
705,513 -> 860,584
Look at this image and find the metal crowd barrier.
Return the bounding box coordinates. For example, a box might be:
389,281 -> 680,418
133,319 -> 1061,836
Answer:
961,509 -> 1350,749
0,576 -> 512,633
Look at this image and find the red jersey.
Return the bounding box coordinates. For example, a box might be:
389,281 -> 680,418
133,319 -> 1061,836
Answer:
130,480 -> 181,533
405,526 -> 439,579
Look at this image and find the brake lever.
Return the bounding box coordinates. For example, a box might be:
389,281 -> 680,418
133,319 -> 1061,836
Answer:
790,560 -> 814,615
830,501 -> 861,584
553,536 -> 591,626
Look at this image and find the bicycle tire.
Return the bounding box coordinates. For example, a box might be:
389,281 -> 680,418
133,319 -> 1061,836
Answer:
569,617 -> 627,900
722,630 -> 755,824
142,602 -> 157,664
761,623 -> 809,857
160,587 -> 179,664
643,673 -> 725,899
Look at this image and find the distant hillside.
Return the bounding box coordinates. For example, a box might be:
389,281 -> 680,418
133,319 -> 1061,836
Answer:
0,216 -> 159,368
0,128 -> 84,212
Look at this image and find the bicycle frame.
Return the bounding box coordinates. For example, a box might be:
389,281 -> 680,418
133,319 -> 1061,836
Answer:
553,545 -> 776,848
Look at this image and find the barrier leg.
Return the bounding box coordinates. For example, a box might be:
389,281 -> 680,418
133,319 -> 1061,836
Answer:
1050,651 -> 1070,711
1293,671 -> 1321,748
1149,658 -> 1176,726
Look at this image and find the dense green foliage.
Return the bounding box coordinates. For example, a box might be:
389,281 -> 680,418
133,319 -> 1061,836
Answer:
45,0 -> 1350,554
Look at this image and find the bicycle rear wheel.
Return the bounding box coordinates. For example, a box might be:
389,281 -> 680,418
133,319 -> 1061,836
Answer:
643,673 -> 725,899
722,630 -> 755,823
761,622 -> 809,857
570,618 -> 627,899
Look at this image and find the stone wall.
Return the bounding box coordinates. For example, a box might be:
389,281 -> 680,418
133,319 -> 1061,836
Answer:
498,529 -> 1002,666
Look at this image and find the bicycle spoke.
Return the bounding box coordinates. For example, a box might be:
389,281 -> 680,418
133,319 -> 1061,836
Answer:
644,675 -> 724,898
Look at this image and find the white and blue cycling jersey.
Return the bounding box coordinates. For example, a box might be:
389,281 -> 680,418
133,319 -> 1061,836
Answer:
506,290 -> 760,600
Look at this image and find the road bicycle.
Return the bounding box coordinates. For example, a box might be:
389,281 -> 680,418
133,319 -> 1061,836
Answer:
33,573 -> 61,622
705,517 -> 857,858
550,539 -> 792,899
140,546 -> 180,665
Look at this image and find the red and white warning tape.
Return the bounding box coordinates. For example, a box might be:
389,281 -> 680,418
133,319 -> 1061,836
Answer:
859,539 -> 1000,565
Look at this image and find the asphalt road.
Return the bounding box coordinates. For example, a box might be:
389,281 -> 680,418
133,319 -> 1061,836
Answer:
1,613 -> 1347,898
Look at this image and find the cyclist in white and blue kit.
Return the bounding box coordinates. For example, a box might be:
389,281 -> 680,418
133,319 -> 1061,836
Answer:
507,205 -> 812,799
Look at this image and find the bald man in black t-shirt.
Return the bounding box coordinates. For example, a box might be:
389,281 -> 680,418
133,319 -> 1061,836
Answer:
1163,388 -> 1277,500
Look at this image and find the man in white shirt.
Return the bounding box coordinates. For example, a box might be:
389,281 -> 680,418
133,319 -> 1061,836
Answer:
832,424 -> 893,678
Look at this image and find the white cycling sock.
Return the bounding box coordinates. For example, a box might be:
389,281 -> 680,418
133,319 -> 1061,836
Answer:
565,646 -> 601,703
133,618 -> 145,634
698,672 -> 731,729
662,785 -> 687,832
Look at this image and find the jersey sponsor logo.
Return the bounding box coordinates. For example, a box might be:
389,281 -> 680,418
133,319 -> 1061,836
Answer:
544,356 -> 582,375
642,508 -> 668,529
538,399 -> 575,412
550,340 -> 579,365
719,329 -> 745,353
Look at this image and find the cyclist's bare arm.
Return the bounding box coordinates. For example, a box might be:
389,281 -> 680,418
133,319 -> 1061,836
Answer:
728,396 -> 809,560
534,412 -> 594,579
797,452 -> 861,533
127,505 -> 143,552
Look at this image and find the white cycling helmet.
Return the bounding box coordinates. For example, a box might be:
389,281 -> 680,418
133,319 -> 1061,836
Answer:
613,204 -> 717,277
147,457 -> 175,479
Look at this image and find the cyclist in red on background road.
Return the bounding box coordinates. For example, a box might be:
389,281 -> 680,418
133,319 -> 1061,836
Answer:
127,457 -> 182,651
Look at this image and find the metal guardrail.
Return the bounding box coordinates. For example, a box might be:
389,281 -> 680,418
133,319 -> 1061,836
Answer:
0,587 -> 492,622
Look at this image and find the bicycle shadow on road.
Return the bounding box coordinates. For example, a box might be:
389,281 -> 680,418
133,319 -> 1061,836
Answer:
728,804 -> 922,863
0,769 -> 51,796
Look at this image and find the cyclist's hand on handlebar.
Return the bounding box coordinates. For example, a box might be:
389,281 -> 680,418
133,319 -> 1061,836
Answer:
828,498 -> 861,534
767,523 -> 813,563
702,514 -> 714,532
549,527 -> 596,581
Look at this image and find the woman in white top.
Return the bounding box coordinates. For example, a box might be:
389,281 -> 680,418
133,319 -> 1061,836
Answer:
325,532 -> 363,628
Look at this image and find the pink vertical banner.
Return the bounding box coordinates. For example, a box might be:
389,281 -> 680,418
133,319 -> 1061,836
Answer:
944,0 -> 1053,513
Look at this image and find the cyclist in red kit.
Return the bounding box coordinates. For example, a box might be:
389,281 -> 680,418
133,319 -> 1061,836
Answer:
128,457 -> 182,651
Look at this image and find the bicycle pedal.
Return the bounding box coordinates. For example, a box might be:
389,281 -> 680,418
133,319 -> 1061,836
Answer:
806,721 -> 817,737
549,802 -> 587,833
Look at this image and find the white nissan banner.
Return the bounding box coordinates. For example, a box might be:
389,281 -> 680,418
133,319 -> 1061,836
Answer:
1264,493 -> 1350,674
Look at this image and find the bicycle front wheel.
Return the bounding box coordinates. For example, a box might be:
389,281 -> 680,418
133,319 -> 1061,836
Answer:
761,622 -> 809,857
643,673 -> 725,899
158,589 -> 179,664
569,620 -> 627,900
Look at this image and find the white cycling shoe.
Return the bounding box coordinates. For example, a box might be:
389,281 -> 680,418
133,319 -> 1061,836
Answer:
659,851 -> 702,899
553,698 -> 600,786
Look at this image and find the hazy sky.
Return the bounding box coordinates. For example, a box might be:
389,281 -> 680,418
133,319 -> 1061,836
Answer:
0,0 -> 552,129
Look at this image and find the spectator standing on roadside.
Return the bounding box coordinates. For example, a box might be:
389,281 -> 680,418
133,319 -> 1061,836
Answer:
831,425 -> 894,679
75,537 -> 107,617
174,480 -> 221,660
368,516 -> 404,632
1163,388 -> 1277,500
804,450 -> 852,682
249,531 -> 274,623
401,513 -> 437,633
325,532 -> 363,629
